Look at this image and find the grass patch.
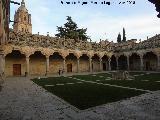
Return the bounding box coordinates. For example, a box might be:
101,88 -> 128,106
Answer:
135,73 -> 160,81
32,75 -> 145,110
98,80 -> 160,91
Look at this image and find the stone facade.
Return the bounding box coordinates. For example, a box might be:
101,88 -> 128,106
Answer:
2,0 -> 160,77
0,0 -> 10,80
13,0 -> 32,34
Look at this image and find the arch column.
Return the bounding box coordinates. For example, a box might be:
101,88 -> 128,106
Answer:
127,56 -> 130,71
99,57 -> 102,71
63,58 -> 66,73
26,55 -> 30,76
108,58 -> 111,71
140,55 -> 144,71
157,54 -> 160,71
116,56 -> 119,70
77,57 -> 80,73
46,56 -> 50,76
89,57 -> 92,72
0,50 -> 5,78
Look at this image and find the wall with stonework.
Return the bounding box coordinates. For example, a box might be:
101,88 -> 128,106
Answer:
66,59 -> 77,73
130,59 -> 141,70
143,59 -> 157,71
49,59 -> 63,74
92,60 -> 100,72
5,56 -> 26,76
79,60 -> 89,72
30,57 -> 46,75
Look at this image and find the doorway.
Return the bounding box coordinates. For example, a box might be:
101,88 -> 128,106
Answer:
67,64 -> 72,72
103,63 -> 106,71
13,64 -> 21,76
146,61 -> 150,71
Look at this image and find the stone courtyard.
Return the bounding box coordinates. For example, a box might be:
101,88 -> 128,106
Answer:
0,76 -> 160,120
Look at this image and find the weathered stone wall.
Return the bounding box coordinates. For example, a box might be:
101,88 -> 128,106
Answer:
66,59 -> 77,73
143,59 -> 157,71
30,56 -> 46,76
92,60 -> 100,72
49,59 -> 63,74
79,60 -> 89,72
5,56 -> 26,76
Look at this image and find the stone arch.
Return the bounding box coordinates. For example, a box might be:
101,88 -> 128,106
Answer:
118,55 -> 127,70
66,53 -> 78,73
79,54 -> 90,72
143,51 -> 157,71
102,55 -> 109,71
129,53 -> 141,70
29,51 -> 46,75
92,54 -> 100,72
110,55 -> 117,70
58,49 -> 69,59
49,52 -> 64,74
5,50 -> 26,76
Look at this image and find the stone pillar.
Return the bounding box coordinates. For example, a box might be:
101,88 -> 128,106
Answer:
26,56 -> 30,76
99,58 -> 102,71
140,55 -> 144,71
108,58 -> 111,71
106,62 -> 108,71
89,57 -> 92,72
77,58 -> 80,73
127,56 -> 130,71
157,55 -> 160,71
116,57 -> 119,70
46,56 -> 49,76
63,58 -> 66,73
0,49 -> 5,80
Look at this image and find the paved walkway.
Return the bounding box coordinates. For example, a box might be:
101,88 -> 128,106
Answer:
0,77 -> 160,120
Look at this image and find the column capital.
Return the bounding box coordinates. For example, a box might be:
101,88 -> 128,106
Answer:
140,54 -> 143,59
89,57 -> 92,60
108,57 -> 111,61
46,56 -> 49,59
26,56 -> 30,60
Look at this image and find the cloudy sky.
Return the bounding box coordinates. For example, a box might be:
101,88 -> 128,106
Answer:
10,0 -> 160,42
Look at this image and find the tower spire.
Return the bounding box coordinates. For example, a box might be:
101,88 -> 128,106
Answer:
21,0 -> 25,6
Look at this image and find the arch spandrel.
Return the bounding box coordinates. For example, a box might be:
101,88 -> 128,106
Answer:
41,48 -> 54,57
4,45 -> 14,56
73,50 -> 82,59
87,51 -> 94,58
107,52 -> 114,58
21,46 -> 35,57
58,49 -> 69,59
137,50 -> 145,57
97,52 -> 104,59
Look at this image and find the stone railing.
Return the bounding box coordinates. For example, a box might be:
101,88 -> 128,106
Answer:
8,31 -> 114,52
114,34 -> 160,52
8,31 -> 160,53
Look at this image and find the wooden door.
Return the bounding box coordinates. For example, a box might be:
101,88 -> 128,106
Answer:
67,64 -> 72,72
13,64 -> 21,76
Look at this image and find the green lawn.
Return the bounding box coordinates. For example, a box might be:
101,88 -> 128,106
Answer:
32,72 -> 160,110
134,73 -> 160,81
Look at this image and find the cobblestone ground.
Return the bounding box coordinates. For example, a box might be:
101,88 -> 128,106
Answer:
0,77 -> 160,120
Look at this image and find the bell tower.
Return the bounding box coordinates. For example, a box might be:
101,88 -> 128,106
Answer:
13,0 -> 32,33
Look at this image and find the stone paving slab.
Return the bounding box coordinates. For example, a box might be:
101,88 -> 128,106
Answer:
0,77 -> 160,120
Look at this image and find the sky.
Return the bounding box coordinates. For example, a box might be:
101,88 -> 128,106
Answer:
10,0 -> 160,42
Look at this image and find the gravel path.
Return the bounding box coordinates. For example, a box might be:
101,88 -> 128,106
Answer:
0,77 -> 160,120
